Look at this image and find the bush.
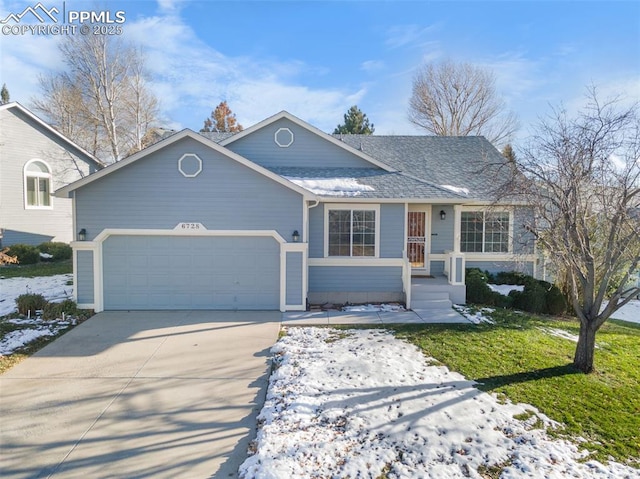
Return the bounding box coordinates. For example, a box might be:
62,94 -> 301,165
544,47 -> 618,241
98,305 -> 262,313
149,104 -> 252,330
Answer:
43,300 -> 78,320
465,268 -> 500,305
6,244 -> 40,265
494,271 -> 528,285
545,284 -> 568,315
510,279 -> 547,314
15,293 -> 47,315
37,242 -> 72,261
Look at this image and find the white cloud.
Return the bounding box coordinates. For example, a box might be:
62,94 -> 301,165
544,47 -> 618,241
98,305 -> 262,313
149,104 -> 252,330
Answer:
123,10 -> 368,132
385,23 -> 440,49
361,60 -> 384,72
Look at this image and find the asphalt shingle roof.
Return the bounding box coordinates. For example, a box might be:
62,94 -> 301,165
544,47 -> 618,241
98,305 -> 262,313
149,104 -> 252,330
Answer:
336,135 -> 512,200
190,129 -> 512,201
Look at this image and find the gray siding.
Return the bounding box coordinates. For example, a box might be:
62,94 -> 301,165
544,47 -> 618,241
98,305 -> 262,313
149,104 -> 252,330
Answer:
465,260 -> 534,276
379,204 -> 405,258
308,203 -> 404,259
309,266 -> 403,292
430,205 -> 455,253
513,207 -> 536,255
76,250 -> 94,304
75,137 -> 303,241
286,251 -> 304,305
226,118 -> 378,169
430,261 -> 445,276
102,235 -> 280,310
308,204 -> 324,258
0,107 -> 97,245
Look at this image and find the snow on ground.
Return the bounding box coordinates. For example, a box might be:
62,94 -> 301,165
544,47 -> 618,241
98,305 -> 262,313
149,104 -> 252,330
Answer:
488,283 -> 525,296
284,177 -> 374,197
0,274 -> 73,317
609,300 -> 640,325
453,304 -> 495,324
343,303 -> 406,312
0,318 -> 72,356
241,328 -> 639,479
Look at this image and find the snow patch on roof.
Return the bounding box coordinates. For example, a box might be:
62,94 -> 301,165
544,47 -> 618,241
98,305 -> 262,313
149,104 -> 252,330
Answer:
284,177 -> 374,197
440,184 -> 469,196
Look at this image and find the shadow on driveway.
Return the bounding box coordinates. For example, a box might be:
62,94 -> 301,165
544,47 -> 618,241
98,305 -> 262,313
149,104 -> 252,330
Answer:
0,311 -> 281,479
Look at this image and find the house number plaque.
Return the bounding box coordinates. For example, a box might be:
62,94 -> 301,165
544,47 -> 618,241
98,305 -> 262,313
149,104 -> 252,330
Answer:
174,222 -> 206,230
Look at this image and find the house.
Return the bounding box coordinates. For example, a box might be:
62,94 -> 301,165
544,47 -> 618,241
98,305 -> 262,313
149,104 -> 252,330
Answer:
0,102 -> 103,247
56,111 -> 536,312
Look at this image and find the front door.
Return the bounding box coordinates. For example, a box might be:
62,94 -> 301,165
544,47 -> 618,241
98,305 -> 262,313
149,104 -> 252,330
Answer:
407,211 -> 427,270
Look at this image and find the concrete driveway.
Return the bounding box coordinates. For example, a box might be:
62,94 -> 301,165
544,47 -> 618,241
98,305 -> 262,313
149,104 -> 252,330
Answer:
0,311 -> 281,479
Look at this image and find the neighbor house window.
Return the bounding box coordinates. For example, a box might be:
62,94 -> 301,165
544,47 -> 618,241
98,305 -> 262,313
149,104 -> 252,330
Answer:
24,160 -> 52,208
327,207 -> 378,257
461,211 -> 510,253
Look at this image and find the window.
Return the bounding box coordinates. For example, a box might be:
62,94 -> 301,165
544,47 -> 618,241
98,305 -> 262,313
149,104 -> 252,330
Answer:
24,160 -> 52,208
461,211 -> 510,253
327,208 -> 377,257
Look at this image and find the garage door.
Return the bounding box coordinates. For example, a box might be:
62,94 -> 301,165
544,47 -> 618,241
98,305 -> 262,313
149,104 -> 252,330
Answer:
102,235 -> 280,310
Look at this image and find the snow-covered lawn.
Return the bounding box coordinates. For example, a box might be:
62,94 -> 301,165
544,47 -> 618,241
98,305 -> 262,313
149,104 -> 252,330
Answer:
453,304 -> 495,324
0,318 -> 73,356
241,327 -> 639,479
0,274 -> 73,317
609,300 -> 640,325
0,274 -> 75,357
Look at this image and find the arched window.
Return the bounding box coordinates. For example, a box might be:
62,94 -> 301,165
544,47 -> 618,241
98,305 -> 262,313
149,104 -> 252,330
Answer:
24,160 -> 52,208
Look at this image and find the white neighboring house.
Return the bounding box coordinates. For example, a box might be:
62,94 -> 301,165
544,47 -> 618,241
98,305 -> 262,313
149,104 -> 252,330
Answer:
0,102 -> 103,247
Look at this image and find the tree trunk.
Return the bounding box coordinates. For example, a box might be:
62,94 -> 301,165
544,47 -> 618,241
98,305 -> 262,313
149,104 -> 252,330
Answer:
573,321 -> 597,373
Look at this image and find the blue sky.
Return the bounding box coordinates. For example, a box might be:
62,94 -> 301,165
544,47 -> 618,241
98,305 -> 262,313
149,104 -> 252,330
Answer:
1,0 -> 638,142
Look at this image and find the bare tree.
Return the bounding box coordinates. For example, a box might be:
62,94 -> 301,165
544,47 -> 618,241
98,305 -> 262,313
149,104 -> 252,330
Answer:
509,87 -> 640,373
32,35 -> 159,162
408,59 -> 519,147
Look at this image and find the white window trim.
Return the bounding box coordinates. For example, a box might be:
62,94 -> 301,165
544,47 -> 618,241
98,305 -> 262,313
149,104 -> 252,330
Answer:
324,204 -> 380,258
24,159 -> 53,210
460,206 -> 514,254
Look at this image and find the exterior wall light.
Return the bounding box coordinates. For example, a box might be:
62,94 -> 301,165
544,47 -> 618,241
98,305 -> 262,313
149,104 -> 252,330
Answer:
292,230 -> 300,242
440,210 -> 446,221
78,228 -> 87,241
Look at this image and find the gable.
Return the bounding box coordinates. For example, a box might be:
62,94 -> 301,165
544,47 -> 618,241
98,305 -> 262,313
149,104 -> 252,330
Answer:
222,115 -> 394,170
73,136 -> 307,238
0,105 -> 100,189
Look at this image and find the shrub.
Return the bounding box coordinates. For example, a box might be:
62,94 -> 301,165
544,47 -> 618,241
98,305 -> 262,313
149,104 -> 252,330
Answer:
6,244 -> 40,265
545,283 -> 568,315
15,293 -> 47,315
510,278 -> 548,314
494,271 -> 528,285
465,268 -> 499,305
37,242 -> 72,261
43,300 -> 78,320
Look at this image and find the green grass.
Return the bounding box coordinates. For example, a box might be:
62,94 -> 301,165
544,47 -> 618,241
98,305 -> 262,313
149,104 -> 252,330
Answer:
0,260 -> 72,278
392,309 -> 640,466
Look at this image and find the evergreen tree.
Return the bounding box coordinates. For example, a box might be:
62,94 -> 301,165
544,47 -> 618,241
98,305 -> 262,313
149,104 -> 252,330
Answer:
334,105 -> 375,135
502,143 -> 516,163
201,101 -> 243,133
1,83 -> 9,104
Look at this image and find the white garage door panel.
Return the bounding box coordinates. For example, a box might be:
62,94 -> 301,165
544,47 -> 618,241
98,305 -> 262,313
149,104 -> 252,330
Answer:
103,235 -> 280,310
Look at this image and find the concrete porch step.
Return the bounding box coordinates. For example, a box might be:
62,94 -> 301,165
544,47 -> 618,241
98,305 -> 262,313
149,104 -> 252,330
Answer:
410,291 -> 451,301
410,298 -> 453,310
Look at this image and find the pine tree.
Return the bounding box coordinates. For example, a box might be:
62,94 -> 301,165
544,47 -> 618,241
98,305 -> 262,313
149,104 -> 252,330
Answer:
201,101 -> 243,133
1,83 -> 10,104
334,105 -> 375,135
502,144 -> 516,163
